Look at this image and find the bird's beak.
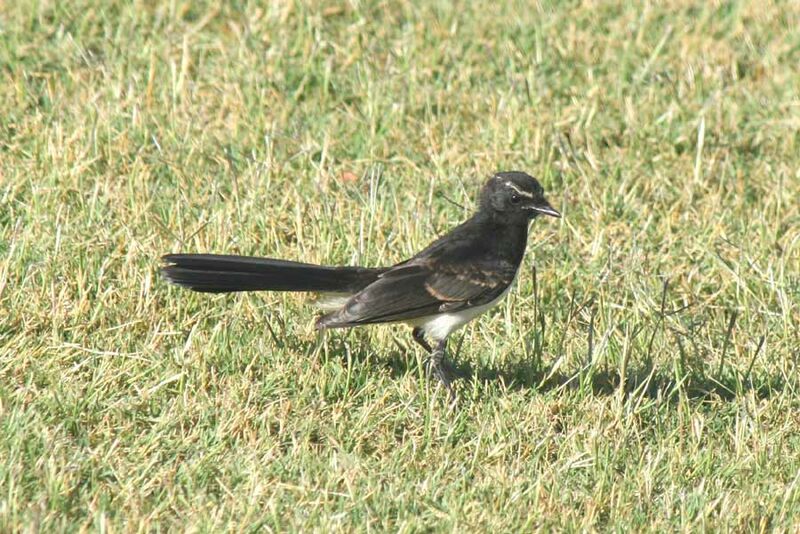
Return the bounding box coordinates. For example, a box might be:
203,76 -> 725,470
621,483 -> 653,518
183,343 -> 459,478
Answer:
530,199 -> 561,218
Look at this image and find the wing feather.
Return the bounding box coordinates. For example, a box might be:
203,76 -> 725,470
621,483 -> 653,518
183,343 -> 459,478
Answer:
318,259 -> 517,328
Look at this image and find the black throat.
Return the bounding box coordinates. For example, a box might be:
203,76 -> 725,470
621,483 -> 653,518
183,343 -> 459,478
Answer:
469,209 -> 531,267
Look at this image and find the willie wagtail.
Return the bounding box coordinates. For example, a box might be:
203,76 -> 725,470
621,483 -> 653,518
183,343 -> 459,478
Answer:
161,171 -> 560,392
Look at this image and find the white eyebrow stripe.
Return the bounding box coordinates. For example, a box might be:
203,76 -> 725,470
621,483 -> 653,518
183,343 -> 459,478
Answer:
504,181 -> 534,198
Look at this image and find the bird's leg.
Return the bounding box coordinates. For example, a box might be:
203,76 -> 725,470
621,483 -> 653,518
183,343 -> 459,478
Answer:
415,329 -> 455,398
411,327 -> 432,353
427,338 -> 455,394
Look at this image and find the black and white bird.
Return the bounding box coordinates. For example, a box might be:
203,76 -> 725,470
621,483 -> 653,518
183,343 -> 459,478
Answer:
161,171 -> 560,392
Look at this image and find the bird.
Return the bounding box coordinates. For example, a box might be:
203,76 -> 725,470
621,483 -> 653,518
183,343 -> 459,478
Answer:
160,171 -> 560,393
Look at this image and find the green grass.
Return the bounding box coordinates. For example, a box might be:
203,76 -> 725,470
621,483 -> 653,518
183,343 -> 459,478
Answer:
2,0 -> 799,530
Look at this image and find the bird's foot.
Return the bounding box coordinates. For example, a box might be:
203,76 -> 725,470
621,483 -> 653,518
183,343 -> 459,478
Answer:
424,339 -> 459,401
426,356 -> 458,400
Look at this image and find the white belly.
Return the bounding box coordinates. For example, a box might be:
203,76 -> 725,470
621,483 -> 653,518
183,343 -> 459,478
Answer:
407,286 -> 511,342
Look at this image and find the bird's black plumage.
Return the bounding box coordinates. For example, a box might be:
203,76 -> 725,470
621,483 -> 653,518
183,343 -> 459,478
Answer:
160,171 -> 560,394
316,218 -> 524,328
161,254 -> 385,293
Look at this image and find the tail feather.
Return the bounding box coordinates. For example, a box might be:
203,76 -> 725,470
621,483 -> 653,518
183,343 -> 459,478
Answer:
160,254 -> 384,294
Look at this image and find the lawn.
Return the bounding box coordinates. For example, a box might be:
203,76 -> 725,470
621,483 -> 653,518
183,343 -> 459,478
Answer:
2,0 -> 799,531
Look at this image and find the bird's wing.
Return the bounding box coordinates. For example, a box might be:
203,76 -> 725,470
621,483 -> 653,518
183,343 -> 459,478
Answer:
317,258 -> 517,327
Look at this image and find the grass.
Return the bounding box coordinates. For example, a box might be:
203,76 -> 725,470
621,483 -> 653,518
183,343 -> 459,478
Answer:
1,0 -> 799,530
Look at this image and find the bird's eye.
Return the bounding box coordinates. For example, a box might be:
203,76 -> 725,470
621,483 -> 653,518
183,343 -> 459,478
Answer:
510,194 -> 521,204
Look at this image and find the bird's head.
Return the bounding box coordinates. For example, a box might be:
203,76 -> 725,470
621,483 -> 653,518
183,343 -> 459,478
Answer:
480,171 -> 561,221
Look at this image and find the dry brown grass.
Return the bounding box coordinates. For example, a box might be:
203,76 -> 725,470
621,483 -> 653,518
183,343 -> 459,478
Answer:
1,0 -> 799,530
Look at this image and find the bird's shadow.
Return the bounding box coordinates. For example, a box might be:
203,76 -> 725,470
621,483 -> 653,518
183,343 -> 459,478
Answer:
456,358 -> 785,402
323,334 -> 784,404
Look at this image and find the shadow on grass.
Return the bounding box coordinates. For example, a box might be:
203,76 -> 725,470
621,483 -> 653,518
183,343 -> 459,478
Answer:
326,338 -> 784,404
459,359 -> 786,402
